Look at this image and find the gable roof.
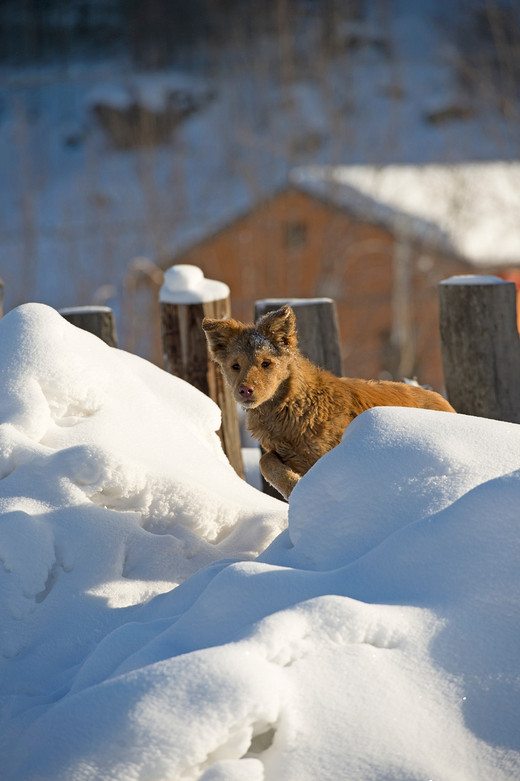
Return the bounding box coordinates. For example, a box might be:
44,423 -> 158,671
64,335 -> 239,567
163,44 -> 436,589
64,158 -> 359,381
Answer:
291,162 -> 520,266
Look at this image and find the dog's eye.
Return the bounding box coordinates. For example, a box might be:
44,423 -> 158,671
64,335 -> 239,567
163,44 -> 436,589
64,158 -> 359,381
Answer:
231,363 -> 240,371
261,360 -> 271,368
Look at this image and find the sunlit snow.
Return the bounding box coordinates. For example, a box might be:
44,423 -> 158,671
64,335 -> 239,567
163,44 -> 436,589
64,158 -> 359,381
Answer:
0,303 -> 519,780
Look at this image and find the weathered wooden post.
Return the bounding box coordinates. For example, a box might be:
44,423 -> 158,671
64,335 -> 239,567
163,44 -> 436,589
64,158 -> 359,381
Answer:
254,297 -> 342,375
160,265 -> 245,479
59,306 -> 118,347
438,275 -> 520,422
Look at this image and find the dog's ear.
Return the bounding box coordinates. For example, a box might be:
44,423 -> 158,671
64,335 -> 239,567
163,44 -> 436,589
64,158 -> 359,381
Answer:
256,305 -> 297,350
202,317 -> 242,361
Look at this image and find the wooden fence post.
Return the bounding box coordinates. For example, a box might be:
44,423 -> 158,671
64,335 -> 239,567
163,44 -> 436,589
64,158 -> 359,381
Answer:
438,275 -> 520,422
254,297 -> 342,375
160,265 -> 245,479
59,306 -> 118,347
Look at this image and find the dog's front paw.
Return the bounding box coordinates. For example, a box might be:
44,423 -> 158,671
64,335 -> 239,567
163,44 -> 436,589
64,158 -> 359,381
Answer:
259,450 -> 301,500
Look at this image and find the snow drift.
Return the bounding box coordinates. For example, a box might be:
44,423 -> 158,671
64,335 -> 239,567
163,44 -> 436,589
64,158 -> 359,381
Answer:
0,303 -> 519,780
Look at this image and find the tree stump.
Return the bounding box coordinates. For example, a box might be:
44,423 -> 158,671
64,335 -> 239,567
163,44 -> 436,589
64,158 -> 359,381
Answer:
60,306 -> 118,347
438,275 -> 520,422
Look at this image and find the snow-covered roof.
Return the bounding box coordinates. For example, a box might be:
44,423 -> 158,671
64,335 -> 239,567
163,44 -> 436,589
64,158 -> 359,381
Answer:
291,162 -> 520,266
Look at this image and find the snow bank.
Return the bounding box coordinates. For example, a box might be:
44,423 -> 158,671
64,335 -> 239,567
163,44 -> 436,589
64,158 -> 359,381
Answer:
1,304 -> 520,780
288,405 -> 520,568
0,302 -> 286,691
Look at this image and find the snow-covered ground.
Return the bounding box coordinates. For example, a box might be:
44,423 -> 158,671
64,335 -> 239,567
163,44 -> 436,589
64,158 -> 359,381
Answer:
1,302 -> 520,780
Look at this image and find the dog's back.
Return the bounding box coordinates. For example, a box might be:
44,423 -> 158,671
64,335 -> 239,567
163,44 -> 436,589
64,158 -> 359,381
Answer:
340,376 -> 454,416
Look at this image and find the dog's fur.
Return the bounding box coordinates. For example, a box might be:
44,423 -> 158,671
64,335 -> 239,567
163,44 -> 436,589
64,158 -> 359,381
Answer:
203,305 -> 455,500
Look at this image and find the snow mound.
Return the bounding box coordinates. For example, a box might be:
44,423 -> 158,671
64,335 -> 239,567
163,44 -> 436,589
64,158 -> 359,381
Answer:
1,304 -> 519,780
288,405 -> 520,568
0,302 -> 286,680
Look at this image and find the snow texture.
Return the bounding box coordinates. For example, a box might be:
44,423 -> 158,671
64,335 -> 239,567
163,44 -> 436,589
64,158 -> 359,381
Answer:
0,303 -> 519,780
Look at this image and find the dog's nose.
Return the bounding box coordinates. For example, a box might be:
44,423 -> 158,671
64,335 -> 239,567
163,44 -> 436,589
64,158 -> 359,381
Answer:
238,384 -> 254,399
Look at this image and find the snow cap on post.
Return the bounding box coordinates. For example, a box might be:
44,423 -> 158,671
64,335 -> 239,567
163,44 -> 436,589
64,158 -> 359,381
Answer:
160,264 -> 230,304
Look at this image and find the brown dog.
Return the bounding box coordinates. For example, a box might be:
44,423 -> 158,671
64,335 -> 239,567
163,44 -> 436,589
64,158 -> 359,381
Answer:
203,305 -> 455,500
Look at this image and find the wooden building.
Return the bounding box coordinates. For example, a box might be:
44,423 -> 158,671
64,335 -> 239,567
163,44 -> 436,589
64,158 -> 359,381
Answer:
166,184 -> 470,391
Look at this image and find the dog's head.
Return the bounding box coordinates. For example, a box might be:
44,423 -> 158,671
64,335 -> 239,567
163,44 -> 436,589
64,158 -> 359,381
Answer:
202,305 -> 297,408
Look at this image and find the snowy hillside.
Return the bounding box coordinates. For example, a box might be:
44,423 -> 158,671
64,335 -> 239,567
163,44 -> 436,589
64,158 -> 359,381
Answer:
1,303 -> 520,780
1,0 -> 519,352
